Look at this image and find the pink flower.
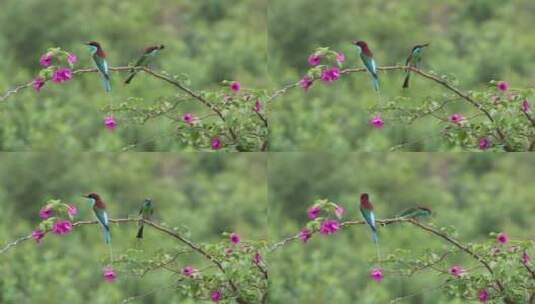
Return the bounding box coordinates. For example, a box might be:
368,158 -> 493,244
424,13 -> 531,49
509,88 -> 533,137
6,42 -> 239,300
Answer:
320,67 -> 341,83
104,116 -> 117,130
497,232 -> 509,244
33,77 -> 45,92
254,100 -> 263,113
522,251 -> 531,265
497,81 -> 509,92
182,113 -> 198,125
230,81 -> 241,92
522,99 -> 532,113
370,115 -> 385,129
211,137 -> 223,150
182,266 -> 198,277
308,54 -> 321,66
211,290 -> 223,302
307,206 -> 321,219
370,268 -> 384,282
40,52 -> 53,67
336,52 -> 345,64
230,232 -> 240,245
67,53 -> 77,65
334,205 -> 345,219
450,113 -> 465,125
299,229 -> 312,243
103,266 -> 117,283
39,205 -> 53,219
449,265 -> 465,277
300,76 -> 314,92
67,205 -> 77,217
478,289 -> 489,302
32,230 -> 45,244
479,137 -> 491,150
52,68 -> 72,83
253,252 -> 263,265
52,220 -> 73,235
320,219 -> 340,235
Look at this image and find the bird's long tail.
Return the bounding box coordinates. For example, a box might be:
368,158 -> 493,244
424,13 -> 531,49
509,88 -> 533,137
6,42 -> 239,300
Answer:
372,229 -> 378,244
136,222 -> 144,239
372,75 -> 380,92
124,70 -> 137,85
403,71 -> 411,88
103,225 -> 111,245
102,74 -> 112,92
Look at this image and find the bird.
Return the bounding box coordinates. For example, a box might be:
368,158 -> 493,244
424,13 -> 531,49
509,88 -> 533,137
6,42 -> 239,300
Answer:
402,43 -> 430,88
360,193 -> 378,243
397,206 -> 432,219
352,40 -> 379,91
124,45 -> 165,84
84,193 -> 111,244
85,41 -> 111,92
136,198 -> 154,239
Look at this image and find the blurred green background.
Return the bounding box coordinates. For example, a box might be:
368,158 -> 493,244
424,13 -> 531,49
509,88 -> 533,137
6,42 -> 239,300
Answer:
268,0 -> 535,151
0,0 -> 267,151
0,153 -> 267,303
268,153 -> 535,303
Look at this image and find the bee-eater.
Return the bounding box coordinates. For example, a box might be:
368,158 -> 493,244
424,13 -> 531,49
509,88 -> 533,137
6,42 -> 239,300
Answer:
124,45 -> 165,84
402,43 -> 430,88
84,193 -> 111,244
397,206 -> 432,219
360,193 -> 378,243
85,41 -> 111,92
352,40 -> 379,91
136,198 -> 154,239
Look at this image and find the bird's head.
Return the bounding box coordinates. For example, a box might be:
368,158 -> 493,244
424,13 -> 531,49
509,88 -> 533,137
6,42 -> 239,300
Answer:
84,192 -> 101,200
144,198 -> 152,206
360,193 -> 369,203
86,41 -> 101,48
352,40 -> 367,48
418,206 -> 432,214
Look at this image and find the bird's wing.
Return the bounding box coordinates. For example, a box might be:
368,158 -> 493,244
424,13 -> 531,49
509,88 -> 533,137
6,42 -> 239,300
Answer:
405,52 -> 413,66
132,55 -> 148,68
361,55 -> 378,78
94,56 -> 110,79
95,209 -> 109,229
369,212 -> 377,230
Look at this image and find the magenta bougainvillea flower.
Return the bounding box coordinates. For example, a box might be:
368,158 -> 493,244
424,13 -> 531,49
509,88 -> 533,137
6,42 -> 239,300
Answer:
449,265 -> 465,277
450,113 -> 465,125
479,137 -> 491,150
182,113 -> 198,125
300,76 -> 314,91
253,252 -> 263,265
230,232 -> 241,245
211,137 -> 223,150
523,251 -> 531,266
370,115 -> 385,129
497,81 -> 510,92
182,266 -> 198,277
211,290 -> 223,302
496,232 -> 509,244
52,68 -> 72,83
40,52 -> 53,67
370,268 -> 384,282
67,205 -> 77,217
230,81 -> 241,92
299,229 -> 312,243
523,99 -> 532,113
478,289 -> 489,302
33,77 -> 45,92
104,116 -> 117,130
308,54 -> 321,66
67,53 -> 77,65
334,204 -> 345,219
254,100 -> 263,113
320,219 -> 340,235
52,220 -> 72,235
336,52 -> 345,64
32,229 -> 45,243
320,67 -> 341,83
39,205 -> 53,219
307,206 -> 321,219
103,266 -> 117,283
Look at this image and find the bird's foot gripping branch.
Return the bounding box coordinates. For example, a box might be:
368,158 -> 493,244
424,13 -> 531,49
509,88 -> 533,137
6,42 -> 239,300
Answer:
0,47 -> 268,152
2,197 -> 534,303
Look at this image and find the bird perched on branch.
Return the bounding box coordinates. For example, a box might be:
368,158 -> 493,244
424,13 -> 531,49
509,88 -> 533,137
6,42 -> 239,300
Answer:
360,193 -> 378,243
136,198 -> 154,239
402,43 -> 430,88
85,41 -> 111,92
352,40 -> 379,91
397,206 -> 432,220
124,45 -> 165,84
84,192 -> 111,244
